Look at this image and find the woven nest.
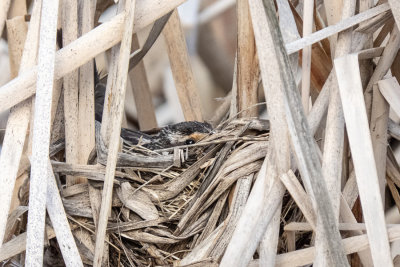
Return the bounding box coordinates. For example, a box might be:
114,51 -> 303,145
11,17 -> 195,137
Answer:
2,118 -> 317,266
17,118 -> 281,266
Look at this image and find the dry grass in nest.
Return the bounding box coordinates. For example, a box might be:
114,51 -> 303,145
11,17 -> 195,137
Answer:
33,118 -> 268,266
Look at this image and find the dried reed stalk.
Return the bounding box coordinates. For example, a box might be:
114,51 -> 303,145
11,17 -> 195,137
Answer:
370,84 -> 389,201
1,0 -> 400,266
62,0 -> 80,186
286,3 -> 390,54
0,6 -> 38,247
93,0 -> 137,265
77,0 -> 96,181
0,0 -> 187,114
163,9 -> 203,122
129,34 -> 158,130
300,0 -> 314,114
222,0 -> 347,266
364,25 -> 400,119
276,0 -> 299,75
45,161 -> 83,266
323,0 -> 343,54
236,0 -> 258,118
335,54 -> 392,266
0,0 -> 11,37
25,0 -> 59,265
389,0 -> 400,28
315,1 -> 355,264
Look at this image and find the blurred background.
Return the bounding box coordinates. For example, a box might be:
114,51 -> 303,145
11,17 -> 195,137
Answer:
97,0 -> 238,127
0,0 -> 240,150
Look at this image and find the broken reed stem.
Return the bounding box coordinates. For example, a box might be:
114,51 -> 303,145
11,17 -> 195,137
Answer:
25,0 -> 59,265
255,0 -> 348,266
93,0 -> 136,265
370,84 -> 389,202
335,54 -> 392,266
220,154 -> 283,267
379,78 -> 400,118
0,1 -> 41,249
323,0 -> 343,54
0,16 -> 29,248
364,25 -> 400,120
236,0 -> 259,118
229,54 -> 238,118
130,34 -> 158,130
276,0 -> 300,75
286,3 -> 390,54
78,0 -> 96,173
315,0 -> 356,264
6,17 -> 27,78
46,161 -> 83,266
0,0 -> 398,265
0,226 -> 62,262
0,0 -> 187,114
0,0 -> 41,248
0,0 -> 11,37
279,171 -> 316,229
257,16 -> 291,267
388,0 -> 400,29
163,9 -> 203,122
223,0 -> 343,265
62,0 -> 80,186
300,0 -> 313,114
272,226 -> 400,267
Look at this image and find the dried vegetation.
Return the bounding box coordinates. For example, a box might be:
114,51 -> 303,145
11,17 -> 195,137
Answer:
0,0 -> 400,266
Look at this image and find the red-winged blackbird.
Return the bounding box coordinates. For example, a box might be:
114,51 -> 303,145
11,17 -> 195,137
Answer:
120,121 -> 213,150
94,70 -> 213,151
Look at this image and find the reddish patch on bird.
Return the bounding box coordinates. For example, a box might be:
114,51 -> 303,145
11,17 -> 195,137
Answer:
189,132 -> 208,142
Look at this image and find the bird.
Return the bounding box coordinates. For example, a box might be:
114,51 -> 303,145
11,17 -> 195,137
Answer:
94,68 -> 213,151
120,121 -> 213,151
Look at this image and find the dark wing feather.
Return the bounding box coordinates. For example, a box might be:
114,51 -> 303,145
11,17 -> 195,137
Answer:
120,128 -> 154,146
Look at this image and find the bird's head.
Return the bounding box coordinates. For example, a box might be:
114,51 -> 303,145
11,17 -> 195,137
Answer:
160,121 -> 213,147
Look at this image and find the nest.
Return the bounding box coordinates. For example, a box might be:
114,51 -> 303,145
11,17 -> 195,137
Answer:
25,118 -> 268,266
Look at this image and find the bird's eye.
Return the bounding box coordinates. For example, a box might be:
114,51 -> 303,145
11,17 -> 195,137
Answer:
185,139 -> 195,145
